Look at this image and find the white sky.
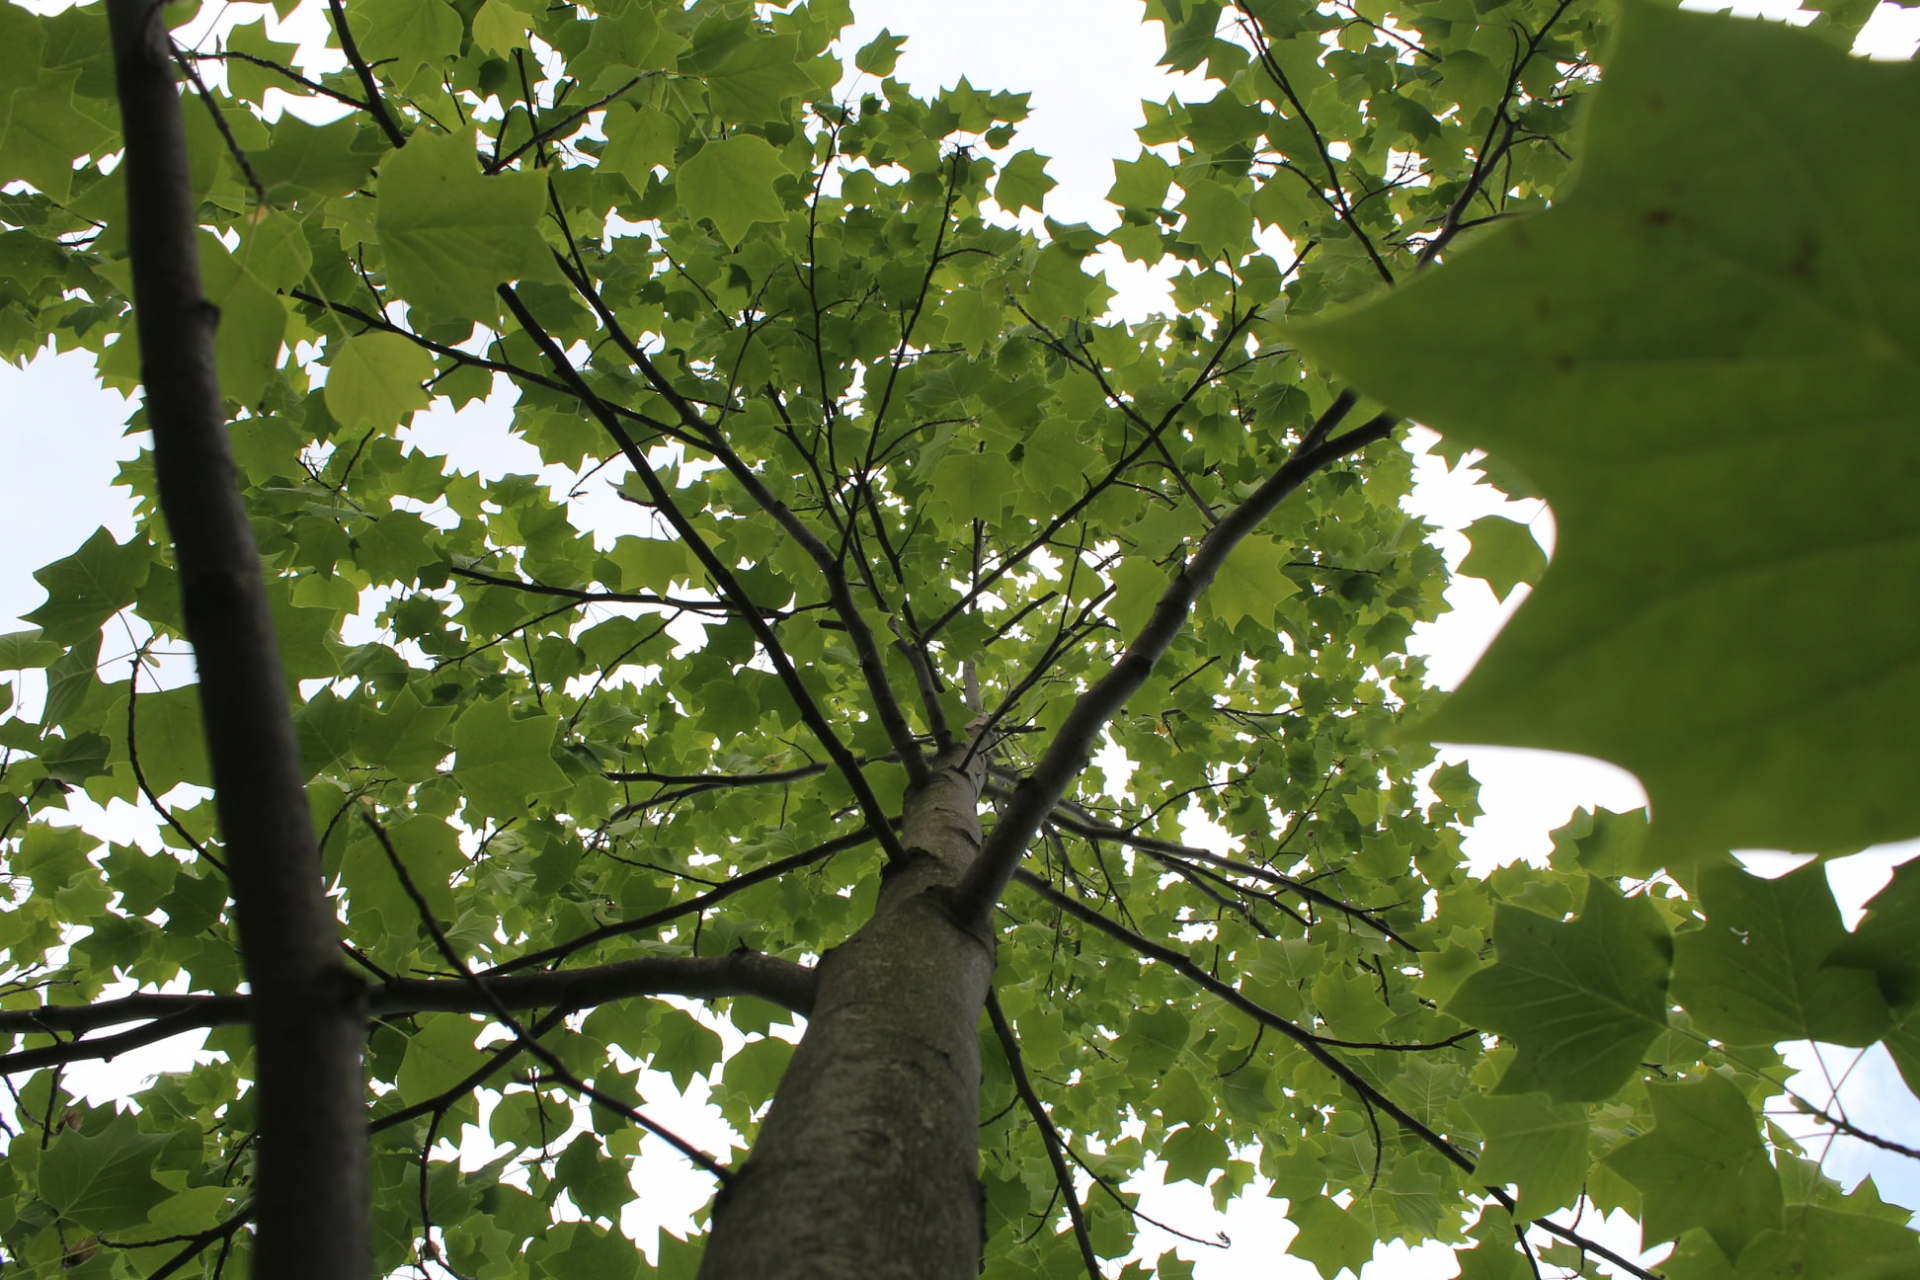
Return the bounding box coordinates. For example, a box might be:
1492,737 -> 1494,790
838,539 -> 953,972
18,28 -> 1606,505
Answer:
2,0 -> 1918,1274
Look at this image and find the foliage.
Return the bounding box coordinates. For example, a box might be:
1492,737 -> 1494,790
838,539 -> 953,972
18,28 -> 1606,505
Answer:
1294,0 -> 1920,865
0,0 -> 1914,1277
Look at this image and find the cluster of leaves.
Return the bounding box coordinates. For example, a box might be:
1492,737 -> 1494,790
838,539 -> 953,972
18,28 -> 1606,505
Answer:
0,0 -> 1913,1276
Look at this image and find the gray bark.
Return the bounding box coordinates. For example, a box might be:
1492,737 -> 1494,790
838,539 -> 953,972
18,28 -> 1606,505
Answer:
698,742 -> 995,1280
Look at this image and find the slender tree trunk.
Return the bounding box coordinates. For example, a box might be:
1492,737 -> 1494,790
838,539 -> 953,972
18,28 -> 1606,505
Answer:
699,742 -> 995,1280
105,5 -> 368,1275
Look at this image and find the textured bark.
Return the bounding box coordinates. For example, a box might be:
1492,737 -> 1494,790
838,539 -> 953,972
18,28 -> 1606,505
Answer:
699,743 -> 995,1280
105,5 -> 368,1275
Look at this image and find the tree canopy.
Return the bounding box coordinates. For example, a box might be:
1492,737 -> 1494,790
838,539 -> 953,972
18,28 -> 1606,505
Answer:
0,0 -> 1916,1277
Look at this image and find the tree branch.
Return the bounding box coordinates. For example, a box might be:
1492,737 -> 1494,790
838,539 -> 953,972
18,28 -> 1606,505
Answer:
449,563 -> 777,617
985,992 -> 1100,1280
950,402 -> 1396,927
1027,792 -> 1418,950
487,824 -> 879,975
364,815 -> 730,1181
324,0 -> 405,148
0,954 -> 815,1073
498,283 -> 908,863
106,5 -> 367,1274
546,252 -> 931,786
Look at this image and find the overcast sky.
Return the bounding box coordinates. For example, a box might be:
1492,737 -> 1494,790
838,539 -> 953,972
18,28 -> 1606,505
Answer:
2,0 -> 1918,1274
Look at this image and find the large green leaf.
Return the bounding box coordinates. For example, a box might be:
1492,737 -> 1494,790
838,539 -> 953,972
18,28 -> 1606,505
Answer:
22,527 -> 151,643
1827,857 -> 1920,1009
1445,879 -> 1671,1102
1669,862 -> 1889,1047
373,131 -> 563,321
1291,0 -> 1920,862
676,135 -> 789,248
37,1116 -> 172,1234
1463,1092 -> 1588,1219
1602,1073 -> 1783,1261
449,696 -> 571,820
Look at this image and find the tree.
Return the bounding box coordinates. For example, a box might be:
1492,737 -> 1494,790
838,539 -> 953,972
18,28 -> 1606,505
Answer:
0,0 -> 1915,1276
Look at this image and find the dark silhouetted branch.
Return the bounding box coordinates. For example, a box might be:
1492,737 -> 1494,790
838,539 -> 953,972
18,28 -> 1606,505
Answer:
107,4 -> 368,1274
951,400 -> 1395,928
985,993 -> 1099,1280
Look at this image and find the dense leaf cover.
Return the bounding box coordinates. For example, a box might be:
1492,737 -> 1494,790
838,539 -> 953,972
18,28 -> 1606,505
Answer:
0,0 -> 1915,1276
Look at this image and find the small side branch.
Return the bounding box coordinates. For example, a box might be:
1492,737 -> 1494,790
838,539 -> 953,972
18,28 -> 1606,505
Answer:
951,398 -> 1395,927
364,816 -> 730,1182
324,0 -> 406,148
499,285 -> 908,863
986,993 -> 1100,1280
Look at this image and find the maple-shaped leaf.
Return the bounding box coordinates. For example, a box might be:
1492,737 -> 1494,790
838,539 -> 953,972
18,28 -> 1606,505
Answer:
23,526 -> 151,644
324,332 -> 433,432
1669,862 -> 1889,1047
1602,1072 -> 1783,1261
676,134 -> 790,248
396,1013 -> 487,1105
1290,1 -> 1920,862
1455,516 -> 1546,604
1464,1092 -> 1588,1219
449,696 -> 571,821
1735,1205 -> 1920,1280
1445,879 -> 1670,1102
1286,1195 -> 1375,1280
374,131 -> 563,321
1826,857 -> 1920,1009
993,149 -> 1056,216
38,1114 -> 172,1233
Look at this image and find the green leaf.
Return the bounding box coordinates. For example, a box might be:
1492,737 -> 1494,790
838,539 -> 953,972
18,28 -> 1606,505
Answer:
1735,1205 -> 1920,1280
1445,879 -> 1671,1102
693,32 -> 813,124
23,527 -> 151,643
1464,1092 -> 1588,1219
600,106 -> 680,179
853,28 -> 906,77
325,332 -> 434,432
1177,180 -> 1251,262
1286,1195 -> 1375,1280
130,682 -> 214,794
396,1014 -> 487,1104
0,629 -> 62,669
676,135 -> 789,248
41,730 -> 109,784
1017,244 -> 1113,322
1201,536 -> 1299,629
650,1008 -> 724,1092
358,0 -> 463,77
0,69 -> 112,202
1455,516 -> 1546,604
1160,1123 -> 1230,1186
1670,862 -> 1889,1047
450,696 -> 571,820
1292,1 -> 1920,861
351,684 -> 456,784
994,150 -> 1056,216
374,131 -> 563,322
252,115 -> 382,201
1827,857 -> 1920,1009
38,1115 -> 171,1233
1602,1073 -> 1782,1261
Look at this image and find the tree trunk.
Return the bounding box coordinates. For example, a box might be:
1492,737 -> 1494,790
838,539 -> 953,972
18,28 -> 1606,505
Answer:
699,742 -> 995,1280
105,4 -> 368,1275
